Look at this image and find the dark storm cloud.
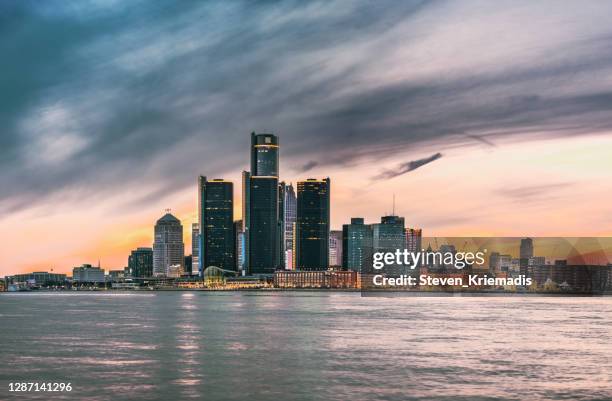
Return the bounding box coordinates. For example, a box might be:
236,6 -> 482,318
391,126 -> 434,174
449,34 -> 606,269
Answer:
2,0 -> 612,215
373,153 -> 443,180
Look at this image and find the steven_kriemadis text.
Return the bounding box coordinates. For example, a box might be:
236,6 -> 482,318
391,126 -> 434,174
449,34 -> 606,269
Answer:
371,249 -> 534,287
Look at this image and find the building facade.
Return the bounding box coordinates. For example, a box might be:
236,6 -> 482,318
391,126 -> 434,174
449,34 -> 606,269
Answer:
6,272 -> 67,286
342,218 -> 373,273
128,247 -> 153,278
372,215 -> 406,275
283,183 -> 296,269
198,177 -> 235,272
153,213 -> 184,277
73,264 -> 105,283
329,230 -> 343,268
405,228 -> 422,253
191,223 -> 199,275
295,178 -> 330,271
234,220 -> 245,272
520,238 -> 534,275
243,132 -> 280,275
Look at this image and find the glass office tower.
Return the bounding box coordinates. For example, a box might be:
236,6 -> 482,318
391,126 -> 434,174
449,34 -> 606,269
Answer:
295,178 -> 330,271
128,247 -> 153,278
198,177 -> 235,272
243,132 -> 280,275
342,218 -> 373,273
372,215 -> 406,276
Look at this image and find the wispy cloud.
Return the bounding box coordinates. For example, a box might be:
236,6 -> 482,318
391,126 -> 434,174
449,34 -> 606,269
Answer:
373,153 -> 443,180
299,160 -> 318,172
496,182 -> 575,203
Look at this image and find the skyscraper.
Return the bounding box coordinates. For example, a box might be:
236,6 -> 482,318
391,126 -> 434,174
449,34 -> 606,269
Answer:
329,230 -> 343,267
191,223 -> 199,275
342,218 -> 373,273
243,132 -> 280,275
128,247 -> 153,278
520,238 -> 534,259
153,212 -> 184,277
372,215 -> 406,276
283,183 -> 296,269
198,177 -> 235,272
295,178 -> 330,270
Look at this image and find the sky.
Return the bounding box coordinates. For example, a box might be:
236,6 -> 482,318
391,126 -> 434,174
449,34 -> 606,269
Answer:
2,0 -> 612,275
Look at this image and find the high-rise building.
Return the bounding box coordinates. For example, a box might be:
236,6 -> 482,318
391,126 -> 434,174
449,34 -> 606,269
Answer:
489,252 -> 500,274
520,238 -> 534,275
243,132 -> 280,275
405,228 -> 422,253
295,178 -> 330,271
372,215 -> 406,276
153,212 -> 184,277
520,238 -> 534,259
329,230 -> 343,267
191,223 -> 199,275
198,177 -> 235,272
342,218 -> 373,273
128,247 -> 153,278
284,183 -> 296,269
184,255 -> 192,275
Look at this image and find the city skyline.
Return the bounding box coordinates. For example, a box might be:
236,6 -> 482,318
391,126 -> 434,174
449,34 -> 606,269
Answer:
3,1 -> 612,275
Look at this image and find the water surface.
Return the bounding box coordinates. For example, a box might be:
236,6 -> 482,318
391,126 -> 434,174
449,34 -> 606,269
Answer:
1,292 -> 611,400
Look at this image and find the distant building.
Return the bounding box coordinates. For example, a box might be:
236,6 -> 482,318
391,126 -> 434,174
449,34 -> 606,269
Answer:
243,132 -> 281,275
235,220 -> 246,272
274,270 -> 357,289
295,178 -> 330,271
184,255 -> 192,275
167,264 -> 183,278
499,254 -> 512,272
6,272 -> 66,286
191,223 -> 199,275
198,177 -> 235,272
128,247 -> 153,278
283,183 -> 297,269
153,213 -> 184,277
372,215 -> 406,275
405,228 -> 422,253
342,218 -> 373,273
73,264 -> 105,283
489,252 -> 500,274
108,270 -> 125,281
529,256 -> 546,266
520,238 -> 534,275
329,230 -> 343,267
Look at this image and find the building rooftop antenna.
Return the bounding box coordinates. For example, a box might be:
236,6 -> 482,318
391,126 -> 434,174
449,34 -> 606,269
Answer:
165,208 -> 172,214
392,193 -> 396,216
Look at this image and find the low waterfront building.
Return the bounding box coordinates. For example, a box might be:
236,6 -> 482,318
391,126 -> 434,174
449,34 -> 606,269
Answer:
72,264 -> 105,283
108,270 -> 126,281
531,264 -> 612,293
274,270 -> 357,289
5,271 -> 67,286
